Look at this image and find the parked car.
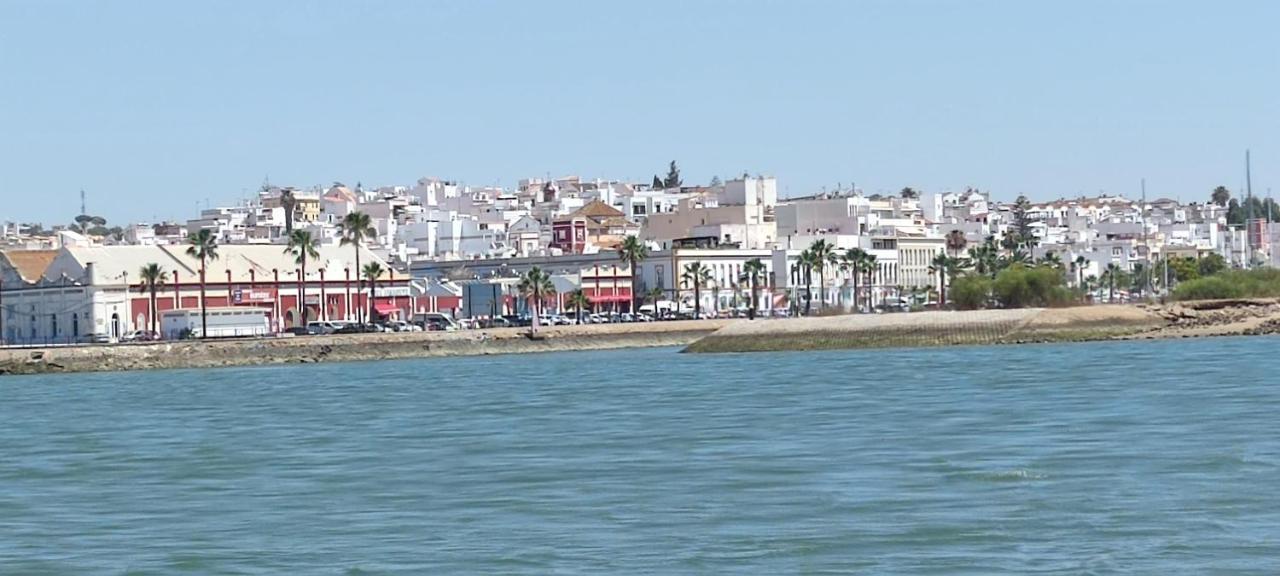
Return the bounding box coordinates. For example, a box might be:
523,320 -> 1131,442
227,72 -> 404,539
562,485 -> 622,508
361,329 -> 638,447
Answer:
80,333 -> 113,344
283,325 -> 323,336
121,330 -> 161,342
415,313 -> 459,331
334,323 -> 383,334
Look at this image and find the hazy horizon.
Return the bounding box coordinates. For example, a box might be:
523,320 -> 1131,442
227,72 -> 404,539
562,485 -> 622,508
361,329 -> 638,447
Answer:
2,0 -> 1277,226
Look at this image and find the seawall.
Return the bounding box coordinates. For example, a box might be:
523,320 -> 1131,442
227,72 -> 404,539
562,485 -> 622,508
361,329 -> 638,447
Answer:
684,306 -> 1166,353
0,320 -> 732,376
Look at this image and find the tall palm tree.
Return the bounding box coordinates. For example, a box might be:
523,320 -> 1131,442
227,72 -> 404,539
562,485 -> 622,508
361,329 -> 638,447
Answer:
796,249 -> 817,316
681,262 -> 713,319
841,248 -> 867,312
858,252 -> 879,310
807,239 -> 836,310
945,230 -> 968,257
339,211 -> 376,323
185,229 -> 219,338
280,189 -> 297,235
138,263 -> 166,334
567,288 -> 591,324
517,266 -> 555,333
285,229 -> 321,326
929,253 -> 954,308
617,236 -> 649,314
1073,255 -> 1089,287
742,258 -> 766,320
362,262 -> 385,321
1103,263 -> 1121,302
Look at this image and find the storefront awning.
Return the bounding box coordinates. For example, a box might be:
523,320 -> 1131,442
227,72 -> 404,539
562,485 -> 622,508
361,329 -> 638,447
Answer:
588,294 -> 631,303
373,303 -> 400,316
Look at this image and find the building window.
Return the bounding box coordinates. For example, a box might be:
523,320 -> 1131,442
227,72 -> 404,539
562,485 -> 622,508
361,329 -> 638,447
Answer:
50,314 -> 58,338
72,314 -> 79,337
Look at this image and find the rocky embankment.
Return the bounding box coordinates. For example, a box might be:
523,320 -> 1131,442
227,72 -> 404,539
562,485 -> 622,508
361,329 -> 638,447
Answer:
0,320 -> 732,376
1130,299 -> 1280,339
687,300 -> 1280,354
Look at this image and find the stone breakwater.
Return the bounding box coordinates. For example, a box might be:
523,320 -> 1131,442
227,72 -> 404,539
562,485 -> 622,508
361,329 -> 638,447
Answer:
685,305 -> 1171,353
0,320 -> 732,376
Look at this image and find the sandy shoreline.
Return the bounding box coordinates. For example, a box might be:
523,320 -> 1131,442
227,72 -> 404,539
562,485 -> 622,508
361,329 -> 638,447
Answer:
0,320 -> 732,376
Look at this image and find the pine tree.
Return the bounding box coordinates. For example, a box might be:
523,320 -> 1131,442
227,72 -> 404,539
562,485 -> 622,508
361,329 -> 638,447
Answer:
651,175 -> 663,189
663,161 -> 682,189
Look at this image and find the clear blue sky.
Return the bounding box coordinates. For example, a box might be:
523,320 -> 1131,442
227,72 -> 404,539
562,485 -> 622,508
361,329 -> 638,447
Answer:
2,0 -> 1277,226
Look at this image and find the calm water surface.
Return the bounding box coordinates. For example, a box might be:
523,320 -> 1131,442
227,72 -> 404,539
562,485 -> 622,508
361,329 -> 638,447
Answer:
2,338 -> 1279,574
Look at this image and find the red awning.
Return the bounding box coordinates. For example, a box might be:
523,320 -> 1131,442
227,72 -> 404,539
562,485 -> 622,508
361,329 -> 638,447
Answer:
373,303 -> 400,316
588,294 -> 631,303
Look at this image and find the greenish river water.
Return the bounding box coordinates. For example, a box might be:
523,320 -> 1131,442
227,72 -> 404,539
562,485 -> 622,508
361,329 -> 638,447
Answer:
2,338 -> 1278,574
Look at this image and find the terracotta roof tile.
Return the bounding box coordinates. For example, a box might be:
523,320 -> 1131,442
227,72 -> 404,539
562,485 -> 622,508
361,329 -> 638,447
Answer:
1,249 -> 58,282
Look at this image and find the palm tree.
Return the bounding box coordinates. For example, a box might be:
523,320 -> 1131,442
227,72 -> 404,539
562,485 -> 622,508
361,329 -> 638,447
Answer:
1073,255 -> 1089,288
280,189 -> 297,235
839,248 -> 867,312
138,263 -> 166,334
929,253 -> 954,308
1038,252 -> 1063,269
567,288 -> 591,324
362,262 -> 385,321
617,236 -> 649,314
858,252 -> 879,310
285,229 -> 320,326
945,230 -> 968,257
1103,263 -> 1121,302
681,262 -> 713,319
742,258 -> 766,320
339,211 -> 376,323
807,239 -> 836,310
646,286 -> 665,319
517,266 -> 555,333
185,229 -> 219,338
796,249 -> 817,316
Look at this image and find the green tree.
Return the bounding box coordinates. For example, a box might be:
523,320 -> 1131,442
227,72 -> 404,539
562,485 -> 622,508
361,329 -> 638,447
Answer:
681,261 -> 713,319
280,189 -> 297,234
651,175 -> 663,189
709,175 -> 723,187
945,230 -> 968,257
1169,256 -> 1200,283
663,160 -> 682,189
285,229 -> 320,325
929,253 -> 965,308
646,286 -> 665,319
361,262 -> 384,322
742,258 -> 766,320
184,229 -> 219,338
1072,255 -> 1089,287
138,263 -> 166,334
1211,186 -> 1231,207
1011,195 -> 1033,244
949,274 -> 992,310
339,211 -> 377,323
807,239 -> 836,310
617,236 -> 649,314
567,288 -> 591,324
517,266 -> 555,332
991,265 -> 1072,308
840,248 -> 867,311
1198,253 -> 1227,277
900,187 -> 920,200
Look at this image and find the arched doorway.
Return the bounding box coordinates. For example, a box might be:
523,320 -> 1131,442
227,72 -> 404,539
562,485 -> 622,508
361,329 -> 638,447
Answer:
285,309 -> 299,328
110,313 -> 120,339
72,313 -> 80,339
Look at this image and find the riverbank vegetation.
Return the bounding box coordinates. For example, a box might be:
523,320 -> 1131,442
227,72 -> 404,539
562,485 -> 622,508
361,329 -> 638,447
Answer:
1173,268 -> 1280,300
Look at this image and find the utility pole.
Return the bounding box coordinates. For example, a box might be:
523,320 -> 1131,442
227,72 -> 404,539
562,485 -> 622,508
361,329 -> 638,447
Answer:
1246,150 -> 1254,268
1146,179 -> 1157,296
